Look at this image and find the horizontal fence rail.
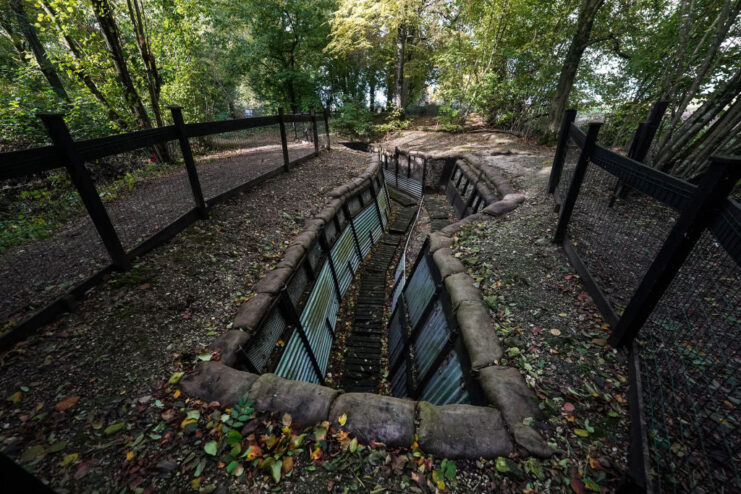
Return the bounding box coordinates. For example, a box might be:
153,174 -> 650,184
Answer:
548,105 -> 741,493
239,174 -> 391,384
0,107 -> 329,351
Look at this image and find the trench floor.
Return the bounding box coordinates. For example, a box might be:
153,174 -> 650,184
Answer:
339,192 -> 417,393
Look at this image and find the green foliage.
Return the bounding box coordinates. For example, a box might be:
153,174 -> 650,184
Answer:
333,100 -> 375,138
374,107 -> 411,135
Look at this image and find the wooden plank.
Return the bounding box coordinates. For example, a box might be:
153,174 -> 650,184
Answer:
77,126 -> 177,162
0,146 -> 62,179
184,115 -> 280,138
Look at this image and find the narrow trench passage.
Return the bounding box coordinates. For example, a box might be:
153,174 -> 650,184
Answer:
339,189 -> 418,392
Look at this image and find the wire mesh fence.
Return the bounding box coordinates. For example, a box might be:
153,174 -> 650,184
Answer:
0,172 -> 108,327
638,229 -> 740,492
193,125 -> 285,201
549,109 -> 741,493
287,118 -> 317,164
568,162 -> 679,313
94,145 -> 194,250
1,108 -> 330,346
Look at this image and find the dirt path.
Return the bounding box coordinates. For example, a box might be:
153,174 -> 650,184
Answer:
0,148 -> 368,492
0,141 -> 314,328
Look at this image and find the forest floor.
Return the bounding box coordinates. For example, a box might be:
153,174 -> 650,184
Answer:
0,129 -> 630,493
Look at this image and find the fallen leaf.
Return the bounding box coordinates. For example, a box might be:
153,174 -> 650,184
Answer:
562,402 -> 575,413
338,413 -> 347,426
7,391 -> 22,404
204,441 -> 218,456
550,329 -> 561,336
281,413 -> 292,427
126,451 -> 135,461
104,422 -> 125,436
574,428 -> 589,437
168,372 -> 184,384
59,453 -> 78,467
55,396 -> 80,412
570,475 -> 586,494
282,456 -> 294,474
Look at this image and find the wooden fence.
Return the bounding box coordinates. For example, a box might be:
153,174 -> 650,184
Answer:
0,107 -> 331,352
548,104 -> 741,492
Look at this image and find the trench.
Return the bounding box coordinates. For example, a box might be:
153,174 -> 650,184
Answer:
339,189 -> 418,392
337,142 -> 458,393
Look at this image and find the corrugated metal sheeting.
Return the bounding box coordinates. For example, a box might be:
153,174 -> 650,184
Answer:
388,242 -> 472,405
271,179 -> 390,383
383,168 -> 423,199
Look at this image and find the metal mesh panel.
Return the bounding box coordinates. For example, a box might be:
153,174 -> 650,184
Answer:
414,300 -> 449,378
286,119 -> 316,163
0,172 -> 109,326
246,306 -> 286,371
638,230 -> 740,493
405,256 -> 435,327
193,125 -> 284,201
348,195 -> 362,216
287,263 -> 309,309
568,162 -> 679,313
307,241 -> 322,273
377,184 -> 389,227
419,350 -> 469,405
91,151 -> 193,251
324,216 -> 339,245
554,134 -> 581,205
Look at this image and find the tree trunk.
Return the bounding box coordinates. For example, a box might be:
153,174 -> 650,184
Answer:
91,0 -> 152,130
655,66 -> 741,172
369,76 -> 375,112
7,0 -> 69,101
546,0 -> 605,135
673,95 -> 741,177
125,0 -> 170,161
393,22 -> 406,111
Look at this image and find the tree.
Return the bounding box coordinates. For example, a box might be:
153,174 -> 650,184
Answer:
1,0 -> 69,101
90,0 -> 153,130
547,0 -> 605,135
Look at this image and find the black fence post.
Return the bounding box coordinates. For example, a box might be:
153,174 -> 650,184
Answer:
37,113 -> 129,270
553,122 -> 602,244
323,108 -> 331,151
608,155 -> 741,348
310,109 -> 319,154
394,147 -> 400,188
611,101 -> 669,205
548,109 -> 577,194
277,108 -> 290,172
168,106 -> 207,217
